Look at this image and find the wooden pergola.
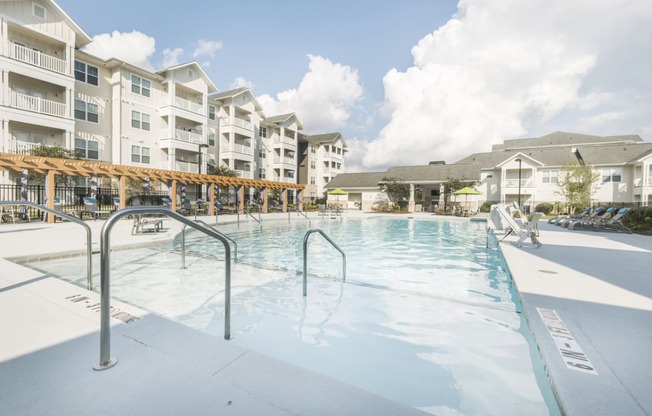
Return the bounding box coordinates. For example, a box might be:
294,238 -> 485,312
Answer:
0,153 -> 305,223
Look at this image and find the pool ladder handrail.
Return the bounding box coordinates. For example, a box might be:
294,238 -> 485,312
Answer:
302,228 -> 346,296
94,207 -> 232,371
0,200 -> 93,290
243,207 -> 262,225
180,219 -> 238,266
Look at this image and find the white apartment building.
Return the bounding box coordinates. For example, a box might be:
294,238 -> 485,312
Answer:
298,133 -> 347,202
0,0 -> 346,198
327,132 -> 652,211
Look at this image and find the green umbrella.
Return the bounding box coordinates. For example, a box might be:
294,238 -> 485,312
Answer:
453,187 -> 482,213
327,188 -> 348,207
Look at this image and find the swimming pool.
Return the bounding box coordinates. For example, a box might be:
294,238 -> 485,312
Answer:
31,217 -> 561,415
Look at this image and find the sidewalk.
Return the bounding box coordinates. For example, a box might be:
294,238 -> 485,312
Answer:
499,221 -> 652,416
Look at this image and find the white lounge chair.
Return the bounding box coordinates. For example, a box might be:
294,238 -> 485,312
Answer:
493,204 -> 542,248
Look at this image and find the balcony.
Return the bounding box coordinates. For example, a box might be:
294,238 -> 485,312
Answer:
174,97 -> 204,115
161,129 -> 204,144
10,91 -> 67,117
502,180 -> 533,188
221,140 -> 253,156
221,117 -> 253,131
9,141 -> 49,155
273,136 -> 296,146
174,160 -> 198,173
273,156 -> 296,166
9,42 -> 67,74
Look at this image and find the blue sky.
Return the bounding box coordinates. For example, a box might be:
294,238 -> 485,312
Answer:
57,0 -> 652,172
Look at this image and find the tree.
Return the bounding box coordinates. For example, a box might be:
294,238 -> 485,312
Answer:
28,144 -> 81,186
379,177 -> 409,204
207,160 -> 239,177
441,178 -> 474,212
556,158 -> 600,214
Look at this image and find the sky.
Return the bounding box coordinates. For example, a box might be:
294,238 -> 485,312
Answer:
57,0 -> 652,172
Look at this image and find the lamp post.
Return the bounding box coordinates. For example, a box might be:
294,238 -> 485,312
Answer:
198,143 -> 209,199
515,158 -> 522,209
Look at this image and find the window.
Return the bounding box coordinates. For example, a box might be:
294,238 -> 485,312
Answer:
310,161 -> 316,169
33,3 -> 46,20
258,168 -> 266,179
74,99 -> 99,123
258,149 -> 266,158
208,106 -> 215,120
259,126 -> 267,138
131,110 -> 150,131
208,134 -> 215,146
74,138 -> 99,160
74,61 -> 99,86
187,69 -> 195,78
541,170 -> 558,184
131,75 -> 151,97
337,148 -> 342,155
601,168 -> 622,183
285,171 -> 295,178
310,144 -> 316,154
336,163 -> 341,170
131,145 -> 150,164
310,176 -> 315,185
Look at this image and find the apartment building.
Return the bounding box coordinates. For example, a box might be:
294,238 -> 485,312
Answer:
298,133 -> 347,202
0,0 -> 347,198
327,132 -> 652,211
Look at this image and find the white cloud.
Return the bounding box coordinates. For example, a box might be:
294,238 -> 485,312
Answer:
162,48 -> 184,68
229,77 -> 254,90
193,39 -> 223,58
83,31 -> 156,70
258,55 -> 363,133
356,0 -> 652,170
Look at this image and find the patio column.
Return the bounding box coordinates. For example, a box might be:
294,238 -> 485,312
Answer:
208,183 -> 215,216
118,176 -> 126,210
46,170 -> 55,224
169,179 -> 177,212
238,185 -> 245,213
297,188 -> 303,211
262,187 -> 268,214
408,183 -> 415,213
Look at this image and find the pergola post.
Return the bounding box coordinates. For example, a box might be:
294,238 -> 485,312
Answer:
208,183 -> 215,216
297,189 -> 303,212
46,170 -> 55,224
170,179 -> 177,212
281,188 -> 288,213
238,185 -> 245,213
262,187 -> 268,214
118,176 -> 126,210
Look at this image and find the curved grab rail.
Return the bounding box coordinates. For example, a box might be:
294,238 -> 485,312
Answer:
94,207 -> 232,371
181,219 -> 238,266
243,208 -> 262,225
302,228 -> 346,296
0,200 -> 93,290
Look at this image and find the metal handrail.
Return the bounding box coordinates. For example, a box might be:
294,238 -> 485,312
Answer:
94,207 -> 232,371
243,208 -> 262,225
0,200 -> 93,290
180,219 -> 238,266
302,228 -> 346,296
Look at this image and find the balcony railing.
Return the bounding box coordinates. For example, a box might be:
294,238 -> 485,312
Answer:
503,180 -> 533,188
273,156 -> 295,165
10,91 -> 67,117
221,117 -> 252,130
174,97 -> 204,115
9,42 -> 67,74
161,129 -> 204,145
175,161 -> 198,173
9,141 -> 52,155
273,136 -> 296,146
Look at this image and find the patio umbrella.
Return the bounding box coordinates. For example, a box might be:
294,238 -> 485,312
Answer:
328,188 -> 348,206
453,186 -> 482,212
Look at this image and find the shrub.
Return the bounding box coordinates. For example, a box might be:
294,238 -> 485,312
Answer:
534,202 -> 554,215
622,207 -> 652,235
480,201 -> 494,213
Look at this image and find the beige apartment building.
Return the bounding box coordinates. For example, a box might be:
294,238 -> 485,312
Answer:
0,0 -> 346,203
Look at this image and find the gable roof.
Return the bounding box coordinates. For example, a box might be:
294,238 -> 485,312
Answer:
265,113 -> 303,130
306,133 -> 347,148
156,62 -> 217,93
494,131 -> 643,151
47,0 -> 92,48
385,163 -> 482,183
209,87 -> 263,112
457,142 -> 652,168
325,172 -> 387,189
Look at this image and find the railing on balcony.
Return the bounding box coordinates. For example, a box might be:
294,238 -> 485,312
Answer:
160,129 -> 204,145
9,141 -> 52,155
273,136 -> 296,146
221,117 -> 252,130
174,97 -> 204,115
9,42 -> 67,74
10,91 -> 67,117
503,180 -> 534,188
273,156 -> 295,165
175,161 -> 198,173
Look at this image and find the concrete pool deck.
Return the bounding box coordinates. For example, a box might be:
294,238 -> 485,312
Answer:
0,211 -> 650,415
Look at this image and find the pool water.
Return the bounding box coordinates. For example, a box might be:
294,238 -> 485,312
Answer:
31,217 -> 561,416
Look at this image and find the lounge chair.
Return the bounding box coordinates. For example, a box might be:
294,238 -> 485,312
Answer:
131,214 -> 164,234
81,197 -> 113,220
560,207 -> 604,228
492,204 -> 542,248
548,207 -> 590,225
569,208 -> 631,233
567,207 -> 615,229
